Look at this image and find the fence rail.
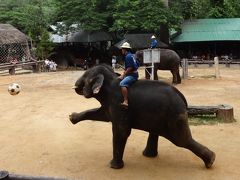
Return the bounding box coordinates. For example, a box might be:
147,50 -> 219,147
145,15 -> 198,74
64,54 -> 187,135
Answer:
181,58 -> 240,79
183,59 -> 240,67
0,60 -> 44,75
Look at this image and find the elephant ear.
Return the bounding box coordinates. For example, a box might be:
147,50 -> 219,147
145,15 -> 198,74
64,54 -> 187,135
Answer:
92,74 -> 104,94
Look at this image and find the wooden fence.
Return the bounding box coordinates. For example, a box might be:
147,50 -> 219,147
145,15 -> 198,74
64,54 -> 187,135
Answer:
181,58 -> 240,79
0,60 -> 44,75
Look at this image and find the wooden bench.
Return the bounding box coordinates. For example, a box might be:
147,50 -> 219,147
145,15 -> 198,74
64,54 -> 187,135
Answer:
188,104 -> 234,123
0,60 -> 44,75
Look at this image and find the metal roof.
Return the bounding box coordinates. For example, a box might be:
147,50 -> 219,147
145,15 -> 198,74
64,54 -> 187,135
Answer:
114,34 -> 168,49
50,30 -> 112,43
172,18 -> 240,43
68,30 -> 112,43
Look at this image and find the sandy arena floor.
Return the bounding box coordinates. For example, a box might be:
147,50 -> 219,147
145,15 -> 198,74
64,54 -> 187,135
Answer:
0,65 -> 240,180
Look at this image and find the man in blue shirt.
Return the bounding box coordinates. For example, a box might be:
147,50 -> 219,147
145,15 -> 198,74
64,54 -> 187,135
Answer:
119,42 -> 139,107
150,35 -> 158,49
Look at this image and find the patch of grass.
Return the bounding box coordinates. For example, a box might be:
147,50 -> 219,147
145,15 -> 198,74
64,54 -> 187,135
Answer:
200,75 -> 216,79
188,115 -> 224,125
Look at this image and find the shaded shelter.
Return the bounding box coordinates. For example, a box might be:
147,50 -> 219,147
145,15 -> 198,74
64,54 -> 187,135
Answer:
0,24 -> 31,63
49,28 -> 113,67
172,18 -> 240,59
114,34 -> 168,49
68,30 -> 113,43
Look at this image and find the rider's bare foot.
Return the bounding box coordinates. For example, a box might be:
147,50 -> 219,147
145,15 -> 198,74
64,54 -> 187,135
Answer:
121,102 -> 128,108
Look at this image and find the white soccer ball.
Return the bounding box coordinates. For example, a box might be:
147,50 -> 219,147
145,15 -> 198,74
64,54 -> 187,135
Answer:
8,83 -> 21,95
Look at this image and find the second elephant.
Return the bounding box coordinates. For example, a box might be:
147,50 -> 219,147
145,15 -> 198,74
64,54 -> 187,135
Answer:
135,49 -> 181,84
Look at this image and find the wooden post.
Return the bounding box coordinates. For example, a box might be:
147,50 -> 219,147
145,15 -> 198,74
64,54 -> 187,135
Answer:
226,61 -> 230,68
217,104 -> 234,123
182,58 -> 188,79
214,56 -> 220,79
209,62 -> 213,67
32,62 -> 42,73
9,67 -> 15,75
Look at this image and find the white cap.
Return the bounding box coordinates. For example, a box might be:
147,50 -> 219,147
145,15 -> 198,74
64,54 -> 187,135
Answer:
120,42 -> 131,49
151,35 -> 156,39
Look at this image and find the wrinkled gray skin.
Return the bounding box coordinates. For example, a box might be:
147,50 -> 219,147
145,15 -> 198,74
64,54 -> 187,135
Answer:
135,49 -> 181,84
69,64 -> 215,169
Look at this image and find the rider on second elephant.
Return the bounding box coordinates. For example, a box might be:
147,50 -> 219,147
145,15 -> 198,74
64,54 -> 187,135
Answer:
150,35 -> 158,49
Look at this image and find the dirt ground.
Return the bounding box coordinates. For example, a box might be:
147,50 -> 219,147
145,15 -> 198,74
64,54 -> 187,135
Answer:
0,65 -> 240,180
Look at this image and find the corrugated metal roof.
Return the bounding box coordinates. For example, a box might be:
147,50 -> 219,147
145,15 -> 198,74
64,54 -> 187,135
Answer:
114,34 -> 168,49
50,30 -> 112,43
172,18 -> 240,42
68,30 -> 112,43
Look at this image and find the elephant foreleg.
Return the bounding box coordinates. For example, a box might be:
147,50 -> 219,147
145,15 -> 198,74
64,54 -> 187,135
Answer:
69,107 -> 109,124
143,133 -> 159,157
154,68 -> 158,80
145,68 -> 151,79
110,109 -> 131,169
111,125 -> 131,169
145,66 -> 158,80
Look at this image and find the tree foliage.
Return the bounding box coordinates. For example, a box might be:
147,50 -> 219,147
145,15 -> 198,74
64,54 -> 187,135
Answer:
1,0 -> 240,57
2,0 -> 240,34
174,0 -> 240,19
55,0 -> 113,31
0,0 -> 57,59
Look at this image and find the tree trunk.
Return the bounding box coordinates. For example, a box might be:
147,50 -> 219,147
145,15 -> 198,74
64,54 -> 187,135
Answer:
188,105 -> 235,123
217,104 -> 234,123
188,106 -> 219,116
160,24 -> 169,45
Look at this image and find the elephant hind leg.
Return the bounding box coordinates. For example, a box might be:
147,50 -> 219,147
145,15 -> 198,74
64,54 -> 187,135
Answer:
176,69 -> 181,84
143,133 -> 159,157
186,139 -> 216,168
166,114 -> 216,168
171,68 -> 181,84
170,69 -> 178,84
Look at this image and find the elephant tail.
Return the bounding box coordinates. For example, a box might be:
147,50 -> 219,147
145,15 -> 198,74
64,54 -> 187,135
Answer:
179,59 -> 182,67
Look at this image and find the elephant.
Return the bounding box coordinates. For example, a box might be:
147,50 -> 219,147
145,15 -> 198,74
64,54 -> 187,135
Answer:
135,49 -> 181,84
70,64 -> 215,169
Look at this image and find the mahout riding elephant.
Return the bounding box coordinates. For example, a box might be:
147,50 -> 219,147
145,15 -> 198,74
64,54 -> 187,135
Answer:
70,64 -> 215,169
135,49 -> 181,84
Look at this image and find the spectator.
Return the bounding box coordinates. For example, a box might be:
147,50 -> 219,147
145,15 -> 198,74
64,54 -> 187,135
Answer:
112,56 -> 116,71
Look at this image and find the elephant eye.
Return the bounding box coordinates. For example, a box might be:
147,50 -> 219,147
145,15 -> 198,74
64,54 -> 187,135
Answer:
89,78 -> 93,83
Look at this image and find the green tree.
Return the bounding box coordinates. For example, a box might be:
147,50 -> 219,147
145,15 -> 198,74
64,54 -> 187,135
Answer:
36,29 -> 54,59
0,0 -> 57,59
55,0 -> 182,34
55,0 -> 113,31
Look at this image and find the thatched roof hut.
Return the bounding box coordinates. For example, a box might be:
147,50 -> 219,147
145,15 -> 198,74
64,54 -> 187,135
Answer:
0,24 -> 29,44
0,24 -> 31,63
